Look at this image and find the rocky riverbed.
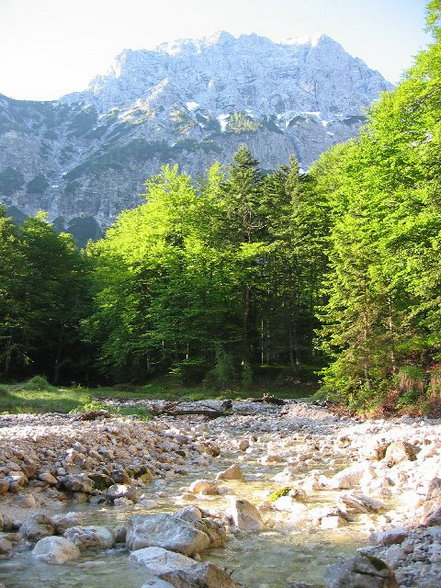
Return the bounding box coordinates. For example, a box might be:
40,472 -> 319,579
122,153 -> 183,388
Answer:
0,399 -> 441,587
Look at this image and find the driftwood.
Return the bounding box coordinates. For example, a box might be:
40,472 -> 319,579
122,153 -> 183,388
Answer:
149,401 -> 231,419
149,406 -> 229,419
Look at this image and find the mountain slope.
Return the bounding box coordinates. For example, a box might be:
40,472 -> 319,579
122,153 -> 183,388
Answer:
0,32 -> 393,243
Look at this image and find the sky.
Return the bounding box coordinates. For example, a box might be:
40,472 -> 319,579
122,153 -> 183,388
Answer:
0,0 -> 432,101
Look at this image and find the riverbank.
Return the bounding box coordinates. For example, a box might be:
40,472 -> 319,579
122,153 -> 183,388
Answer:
0,401 -> 440,586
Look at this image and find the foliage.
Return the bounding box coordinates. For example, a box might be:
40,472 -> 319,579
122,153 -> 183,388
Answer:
83,147 -> 327,386
314,4 -> 441,410
226,112 -> 260,133
268,487 -> 292,502
16,375 -> 57,392
0,209 -> 93,383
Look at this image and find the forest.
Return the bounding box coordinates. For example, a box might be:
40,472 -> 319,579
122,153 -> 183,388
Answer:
0,1 -> 440,413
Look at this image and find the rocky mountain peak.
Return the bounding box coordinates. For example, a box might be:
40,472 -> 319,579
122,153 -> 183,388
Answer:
0,31 -> 393,244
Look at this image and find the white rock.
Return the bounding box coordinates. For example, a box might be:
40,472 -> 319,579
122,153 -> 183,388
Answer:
64,525 -> 114,550
129,546 -> 197,574
32,536 -> 80,564
230,498 -> 263,532
329,463 -> 372,490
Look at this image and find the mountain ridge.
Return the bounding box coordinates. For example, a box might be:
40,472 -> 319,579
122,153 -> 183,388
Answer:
0,31 -> 393,244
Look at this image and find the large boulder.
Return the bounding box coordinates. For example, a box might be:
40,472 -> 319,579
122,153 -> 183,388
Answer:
230,499 -> 263,532
126,514 -> 211,556
325,554 -> 398,587
59,473 -> 95,494
329,463 -> 372,490
160,561 -> 239,587
32,536 -> 80,565
383,441 -> 418,467
129,546 -> 197,574
64,525 -> 114,550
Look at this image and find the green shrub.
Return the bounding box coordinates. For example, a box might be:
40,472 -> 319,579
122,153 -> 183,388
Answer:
19,375 -> 57,392
0,386 -> 9,397
168,359 -> 208,386
428,367 -> 441,395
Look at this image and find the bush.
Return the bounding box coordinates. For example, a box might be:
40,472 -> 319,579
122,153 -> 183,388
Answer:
395,366 -> 426,407
0,386 -> 9,397
168,359 -> 208,386
208,345 -> 236,389
19,375 -> 57,392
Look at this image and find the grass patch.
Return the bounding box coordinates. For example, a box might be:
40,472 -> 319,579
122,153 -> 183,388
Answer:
0,373 -> 317,415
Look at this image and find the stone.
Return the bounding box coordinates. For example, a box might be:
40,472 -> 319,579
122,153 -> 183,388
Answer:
325,554 -> 398,587
216,465 -> 244,482
38,471 -> 59,485
0,537 -> 13,556
195,442 -> 221,457
60,473 -> 95,494
141,580 -> 174,588
383,441 -> 418,467
159,561 -> 239,588
126,514 -> 211,556
32,536 -> 80,565
13,493 -> 37,508
0,480 -> 10,495
426,477 -> 441,501
129,546 -> 197,574
273,496 -> 308,515
64,525 -> 115,550
88,472 -> 114,490
114,497 -> 134,507
321,514 -> 349,529
371,528 -> 409,546
114,525 -> 127,543
111,468 -> 132,484
238,439 -> 249,451
329,463 -> 371,490
338,493 -> 385,514
5,471 -> 28,492
51,512 -> 81,534
106,483 -> 140,503
422,506 -> 441,526
188,479 -> 218,495
230,498 -> 263,532
20,513 -> 55,541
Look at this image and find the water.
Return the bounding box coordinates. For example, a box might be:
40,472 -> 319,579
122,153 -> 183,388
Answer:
0,433 -> 372,587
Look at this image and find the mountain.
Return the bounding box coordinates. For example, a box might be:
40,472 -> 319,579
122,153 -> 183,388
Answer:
0,32 -> 393,244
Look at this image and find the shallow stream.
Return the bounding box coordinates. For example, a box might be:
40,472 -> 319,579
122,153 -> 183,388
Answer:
0,428 -> 373,588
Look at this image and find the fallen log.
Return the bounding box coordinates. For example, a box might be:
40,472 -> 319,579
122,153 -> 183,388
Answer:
149,406 -> 230,419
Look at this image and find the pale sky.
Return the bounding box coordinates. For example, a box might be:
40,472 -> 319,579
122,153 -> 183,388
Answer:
0,0 -> 432,101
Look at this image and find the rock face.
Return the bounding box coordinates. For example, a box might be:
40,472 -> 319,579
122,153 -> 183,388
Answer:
0,32 -> 392,243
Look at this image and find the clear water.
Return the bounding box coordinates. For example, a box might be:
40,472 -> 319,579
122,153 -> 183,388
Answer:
0,433 -> 371,588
